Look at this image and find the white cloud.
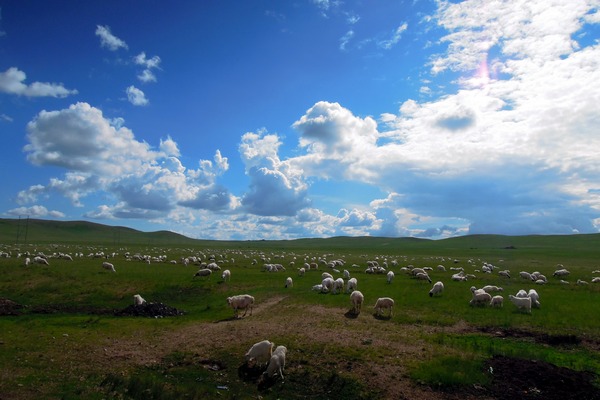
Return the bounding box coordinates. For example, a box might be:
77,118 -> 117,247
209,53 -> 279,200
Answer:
0,67 -> 78,98
134,52 -> 161,83
95,25 -> 128,51
340,30 -> 354,50
378,23 -> 408,49
1,113 -> 13,122
7,205 -> 65,218
126,85 -> 149,106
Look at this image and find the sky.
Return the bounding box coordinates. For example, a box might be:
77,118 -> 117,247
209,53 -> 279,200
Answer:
1,0 -> 599,240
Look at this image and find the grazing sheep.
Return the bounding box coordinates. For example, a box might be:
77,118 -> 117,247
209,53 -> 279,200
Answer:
415,272 -> 432,283
322,277 -> 334,293
591,277 -> 600,283
227,294 -> 255,318
24,257 -> 31,266
346,277 -> 358,293
490,295 -> 504,308
332,278 -> 344,294
515,289 -> 528,298
437,265 -> 446,272
245,340 -> 274,367
264,345 -> 287,380
498,270 -> 511,278
509,295 -> 532,313
133,294 -> 146,306
298,267 -> 306,277
470,291 -> 492,306
311,284 -> 326,292
452,272 -> 468,281
386,271 -> 395,284
482,285 -> 503,293
553,268 -> 570,277
207,262 -> 221,271
285,277 -> 293,288
519,271 -> 533,280
102,261 -> 115,272
321,272 -> 333,280
222,269 -> 231,281
33,256 -> 49,266
429,281 -> 444,297
343,269 -> 350,279
534,279 -> 546,285
194,268 -> 212,278
577,279 -> 589,285
560,279 -> 570,285
373,297 -> 394,318
350,290 -> 364,314
528,289 -> 541,308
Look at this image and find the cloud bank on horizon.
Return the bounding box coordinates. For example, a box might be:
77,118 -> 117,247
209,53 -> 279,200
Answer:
1,0 -> 599,240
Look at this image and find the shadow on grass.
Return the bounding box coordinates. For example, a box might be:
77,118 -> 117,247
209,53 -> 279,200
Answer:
372,313 -> 393,321
344,309 -> 359,319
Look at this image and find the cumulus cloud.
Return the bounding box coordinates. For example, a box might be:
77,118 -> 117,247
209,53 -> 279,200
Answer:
134,52 -> 161,83
20,102 -> 236,221
95,25 -> 128,51
239,130 -> 310,216
126,85 -> 149,106
7,205 -> 65,218
0,67 -> 78,98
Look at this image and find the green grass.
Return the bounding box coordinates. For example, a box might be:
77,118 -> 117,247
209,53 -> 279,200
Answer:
1,221 -> 600,398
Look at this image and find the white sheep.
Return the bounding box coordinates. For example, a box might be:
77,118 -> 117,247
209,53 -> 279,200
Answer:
470,291 -> 491,306
415,272 -> 432,283
482,285 -> 503,293
322,277 -> 334,293
311,284 -> 326,292
332,278 -> 344,294
133,294 -> 146,306
33,256 -> 49,266
490,295 -> 504,307
591,277 -> 600,283
429,281 -> 444,297
498,270 -> 511,278
227,294 -> 255,318
285,277 -> 293,288
437,265 -> 446,272
528,289 -> 541,308
577,279 -> 589,285
245,340 -> 274,367
24,257 -> 31,266
452,272 -> 468,281
102,261 -> 116,272
373,297 -> 394,318
321,272 -> 333,280
346,277 -> 358,293
194,268 -> 212,278
264,345 -> 287,380
298,267 -> 306,277
553,268 -> 570,277
386,270 -> 395,284
350,290 -> 364,314
515,289 -> 528,298
519,271 -> 533,280
222,269 -> 231,281
343,269 -> 350,279
509,294 -> 532,313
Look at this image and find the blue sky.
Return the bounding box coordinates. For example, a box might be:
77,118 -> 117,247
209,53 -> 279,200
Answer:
1,0 -> 599,240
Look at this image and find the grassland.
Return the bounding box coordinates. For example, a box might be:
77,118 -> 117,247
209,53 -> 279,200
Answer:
0,219 -> 599,399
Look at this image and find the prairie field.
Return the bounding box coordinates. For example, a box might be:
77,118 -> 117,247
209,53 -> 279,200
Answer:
0,220 -> 599,399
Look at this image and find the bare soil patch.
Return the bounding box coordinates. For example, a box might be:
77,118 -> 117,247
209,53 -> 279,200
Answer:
0,297 -> 23,315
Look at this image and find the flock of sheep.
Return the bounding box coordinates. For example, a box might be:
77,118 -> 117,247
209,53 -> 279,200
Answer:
6,244 -> 600,387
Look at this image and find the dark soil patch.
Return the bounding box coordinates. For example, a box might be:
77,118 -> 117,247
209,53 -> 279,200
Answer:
29,304 -> 113,315
484,355 -> 600,400
0,297 -> 23,316
479,326 -> 581,346
114,302 -> 185,318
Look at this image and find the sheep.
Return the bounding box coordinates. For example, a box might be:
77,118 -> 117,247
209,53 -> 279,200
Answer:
346,277 -> 358,293
528,289 -> 541,308
519,271 -> 533,280
452,272 -> 468,281
577,279 -> 589,285
386,270 -> 395,284
332,278 -> 344,294
437,265 -> 446,272
515,289 -> 528,298
553,268 -> 570,277
227,294 -> 255,318
222,269 -> 231,281
321,272 -> 333,280
322,277 -> 334,293
470,291 -> 492,306
311,284 -> 326,292
285,277 -> 293,288
207,262 -> 221,271
133,294 -> 146,306
415,272 -> 432,283
490,295 -> 504,308
298,267 -> 306,277
263,345 -> 287,380
194,268 -> 212,278
102,261 -> 115,272
592,277 -> 600,283
429,281 -> 444,297
24,257 -> 31,266
343,269 -> 350,279
498,270 -> 511,278
33,256 -> 49,266
373,297 -> 394,318
509,295 -> 532,313
350,290 -> 364,314
245,340 -> 274,367
482,285 -> 503,293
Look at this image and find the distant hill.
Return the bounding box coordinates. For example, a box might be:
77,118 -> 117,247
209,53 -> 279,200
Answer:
0,218 -> 598,257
